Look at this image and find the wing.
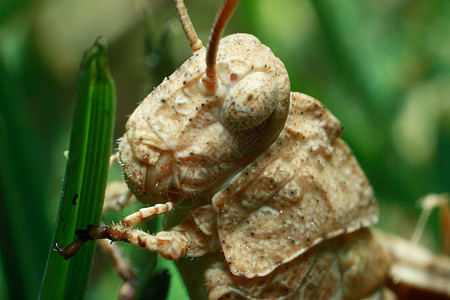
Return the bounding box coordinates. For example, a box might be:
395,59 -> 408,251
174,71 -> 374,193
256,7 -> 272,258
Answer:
212,92 -> 378,278
204,229 -> 390,299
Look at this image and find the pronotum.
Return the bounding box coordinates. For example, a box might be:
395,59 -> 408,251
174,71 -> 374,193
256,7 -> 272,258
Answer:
58,1 -> 450,299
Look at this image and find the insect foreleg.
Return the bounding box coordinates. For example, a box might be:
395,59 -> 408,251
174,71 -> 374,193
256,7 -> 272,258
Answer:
57,207 -> 217,260
103,154 -> 137,213
103,181 -> 136,213
97,239 -> 136,299
109,152 -> 120,167
58,224 -> 190,260
119,202 -> 174,227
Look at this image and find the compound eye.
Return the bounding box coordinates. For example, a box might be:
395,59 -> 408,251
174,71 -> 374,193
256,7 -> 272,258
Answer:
221,72 -> 278,131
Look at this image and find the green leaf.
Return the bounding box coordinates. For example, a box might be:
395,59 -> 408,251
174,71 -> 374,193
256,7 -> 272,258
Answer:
39,38 -> 116,300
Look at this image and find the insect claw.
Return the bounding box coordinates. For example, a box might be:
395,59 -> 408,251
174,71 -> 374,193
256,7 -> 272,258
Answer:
56,238 -> 86,260
56,225 -> 105,259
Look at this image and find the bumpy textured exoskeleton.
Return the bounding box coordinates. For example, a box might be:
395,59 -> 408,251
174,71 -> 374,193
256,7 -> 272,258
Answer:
59,0 -> 390,298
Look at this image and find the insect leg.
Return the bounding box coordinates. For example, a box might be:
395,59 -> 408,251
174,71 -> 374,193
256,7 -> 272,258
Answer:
97,239 -> 136,299
119,202 -> 174,227
100,155 -> 140,297
103,154 -> 138,213
109,152 -> 119,167
57,206 -> 218,260
103,181 -> 137,214
58,224 -> 189,260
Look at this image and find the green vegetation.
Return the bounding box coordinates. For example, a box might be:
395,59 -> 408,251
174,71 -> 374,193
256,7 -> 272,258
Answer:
0,0 -> 448,299
39,39 -> 115,299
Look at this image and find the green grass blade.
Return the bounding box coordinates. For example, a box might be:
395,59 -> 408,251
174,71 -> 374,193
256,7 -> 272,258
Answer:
0,50 -> 47,300
39,38 -> 116,300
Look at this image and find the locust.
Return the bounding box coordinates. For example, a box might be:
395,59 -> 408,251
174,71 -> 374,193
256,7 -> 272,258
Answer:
58,0 -> 450,299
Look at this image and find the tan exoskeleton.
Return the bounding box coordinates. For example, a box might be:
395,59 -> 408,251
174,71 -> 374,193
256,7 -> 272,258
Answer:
59,0 -> 393,298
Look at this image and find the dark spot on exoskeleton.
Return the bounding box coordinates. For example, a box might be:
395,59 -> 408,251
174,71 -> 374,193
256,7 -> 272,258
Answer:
247,94 -> 253,101
138,235 -> 146,247
161,99 -> 166,103
230,73 -> 237,81
250,232 -> 254,236
72,193 -> 79,205
183,81 -> 186,85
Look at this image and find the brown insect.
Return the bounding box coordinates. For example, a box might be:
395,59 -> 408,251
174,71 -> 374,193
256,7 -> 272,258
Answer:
58,0 -> 412,298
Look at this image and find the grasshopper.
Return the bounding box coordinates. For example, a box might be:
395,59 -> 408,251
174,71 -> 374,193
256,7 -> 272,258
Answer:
58,1 -> 450,299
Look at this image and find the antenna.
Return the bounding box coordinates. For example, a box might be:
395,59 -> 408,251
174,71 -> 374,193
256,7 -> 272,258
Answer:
174,0 -> 203,53
202,0 -> 240,91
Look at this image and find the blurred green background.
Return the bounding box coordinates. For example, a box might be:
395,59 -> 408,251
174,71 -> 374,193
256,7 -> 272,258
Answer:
0,0 -> 448,299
